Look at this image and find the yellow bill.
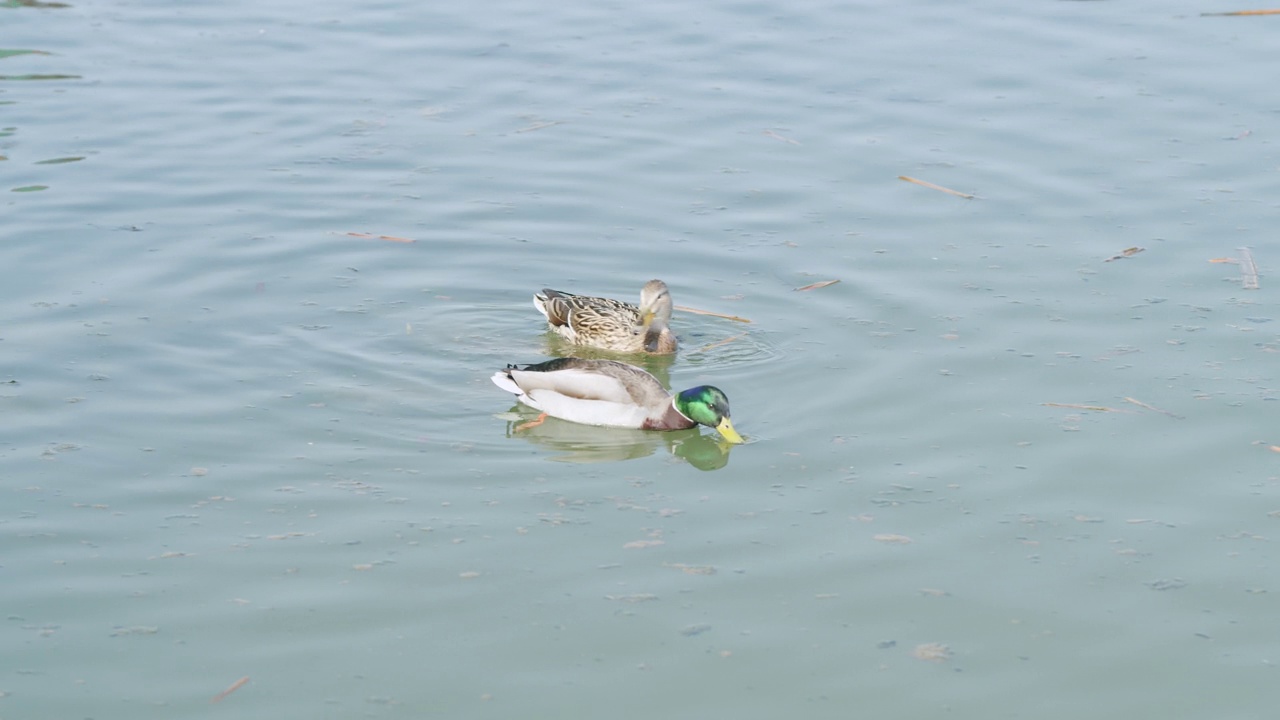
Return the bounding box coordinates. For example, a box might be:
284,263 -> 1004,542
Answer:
716,416 -> 744,444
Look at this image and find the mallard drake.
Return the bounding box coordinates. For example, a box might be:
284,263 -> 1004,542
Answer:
532,279 -> 677,354
491,357 -> 743,443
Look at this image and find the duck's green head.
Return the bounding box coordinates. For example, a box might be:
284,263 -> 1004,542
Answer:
675,385 -> 744,444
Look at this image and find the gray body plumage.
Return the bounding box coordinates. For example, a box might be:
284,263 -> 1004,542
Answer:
491,358 -> 691,430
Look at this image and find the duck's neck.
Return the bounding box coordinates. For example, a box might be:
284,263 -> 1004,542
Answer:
651,398 -> 695,430
641,324 -> 669,353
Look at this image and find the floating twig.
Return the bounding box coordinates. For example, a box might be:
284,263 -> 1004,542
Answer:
515,120 -> 563,133
1104,246 -> 1145,262
663,562 -> 716,575
898,175 -> 975,199
1238,246 -> 1260,289
345,232 -> 415,243
1042,402 -> 1126,413
210,676 -> 250,704
1209,249 -> 1261,289
674,305 -> 751,323
694,333 -> 747,353
763,129 -> 801,145
1123,396 -> 1184,420
795,279 -> 840,292
1201,9 -> 1280,16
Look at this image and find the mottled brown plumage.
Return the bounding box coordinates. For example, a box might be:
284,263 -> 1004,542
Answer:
532,280 -> 677,354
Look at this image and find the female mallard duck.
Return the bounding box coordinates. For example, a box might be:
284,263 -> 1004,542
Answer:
533,279 -> 676,354
491,357 -> 743,443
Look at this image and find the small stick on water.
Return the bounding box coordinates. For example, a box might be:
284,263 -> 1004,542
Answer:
898,175 -> 976,199
1238,246 -> 1260,289
1201,9 -> 1280,16
1123,396 -> 1184,419
1042,402 -> 1126,413
695,333 -> 747,353
763,129 -> 801,145
516,120 -> 563,133
674,305 -> 752,323
345,232 -> 415,243
1104,247 -> 1145,262
210,676 -> 250,704
795,279 -> 840,292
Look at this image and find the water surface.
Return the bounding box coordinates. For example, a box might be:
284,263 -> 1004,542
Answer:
3,1 -> 1277,718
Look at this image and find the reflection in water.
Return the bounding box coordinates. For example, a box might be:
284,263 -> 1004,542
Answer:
667,432 -> 733,471
0,50 -> 51,59
4,1 -> 73,8
0,45 -> 79,81
0,73 -> 82,80
496,410 -> 733,471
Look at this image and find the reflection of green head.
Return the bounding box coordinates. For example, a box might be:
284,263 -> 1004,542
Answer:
675,386 -> 744,443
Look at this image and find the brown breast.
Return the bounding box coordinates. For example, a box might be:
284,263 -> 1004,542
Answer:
642,401 -> 694,431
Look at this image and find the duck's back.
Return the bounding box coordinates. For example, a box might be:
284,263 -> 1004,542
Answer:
533,289 -> 645,350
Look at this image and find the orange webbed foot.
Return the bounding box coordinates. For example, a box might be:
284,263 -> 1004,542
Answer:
515,412 -> 549,432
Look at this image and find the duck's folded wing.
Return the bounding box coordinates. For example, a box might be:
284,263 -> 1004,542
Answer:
533,289 -> 574,327
507,366 -> 635,404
